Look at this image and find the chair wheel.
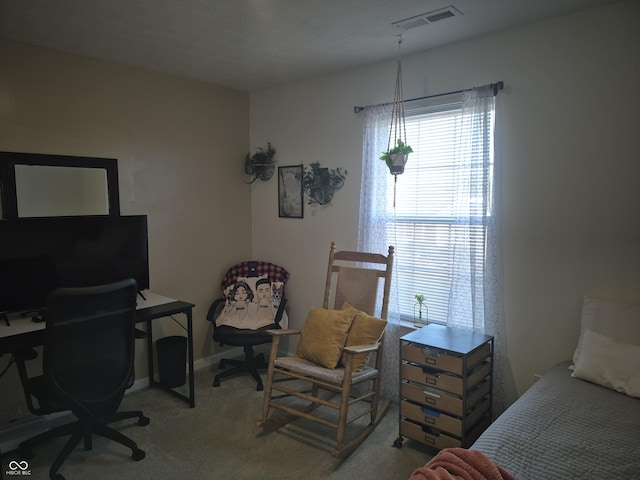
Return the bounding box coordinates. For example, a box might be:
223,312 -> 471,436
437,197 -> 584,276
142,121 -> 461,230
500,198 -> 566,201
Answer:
213,379 -> 221,387
256,384 -> 264,391
53,473 -> 65,480
132,448 -> 145,461
138,416 -> 150,426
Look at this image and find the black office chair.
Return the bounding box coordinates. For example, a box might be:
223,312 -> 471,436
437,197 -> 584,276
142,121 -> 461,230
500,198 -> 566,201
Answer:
207,261 -> 289,391
14,279 -> 149,480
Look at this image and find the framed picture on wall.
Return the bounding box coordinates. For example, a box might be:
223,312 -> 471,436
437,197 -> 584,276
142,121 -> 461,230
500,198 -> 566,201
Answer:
278,165 -> 303,218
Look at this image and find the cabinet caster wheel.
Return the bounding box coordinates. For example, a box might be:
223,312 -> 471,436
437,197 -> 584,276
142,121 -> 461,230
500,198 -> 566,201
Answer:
393,437 -> 404,448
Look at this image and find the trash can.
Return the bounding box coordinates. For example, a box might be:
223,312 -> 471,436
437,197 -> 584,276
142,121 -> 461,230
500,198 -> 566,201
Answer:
156,336 -> 187,388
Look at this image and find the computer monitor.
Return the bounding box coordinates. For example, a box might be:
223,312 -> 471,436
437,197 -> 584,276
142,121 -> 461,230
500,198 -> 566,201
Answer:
0,215 -> 149,315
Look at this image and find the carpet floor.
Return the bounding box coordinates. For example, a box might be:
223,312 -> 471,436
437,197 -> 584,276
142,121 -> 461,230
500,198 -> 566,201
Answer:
2,367 -> 432,479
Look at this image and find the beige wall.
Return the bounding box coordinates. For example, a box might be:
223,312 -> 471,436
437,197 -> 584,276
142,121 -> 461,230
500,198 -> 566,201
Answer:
250,0 -> 640,401
0,39 -> 251,417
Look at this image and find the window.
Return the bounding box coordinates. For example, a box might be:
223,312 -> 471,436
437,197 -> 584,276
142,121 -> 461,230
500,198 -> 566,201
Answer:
388,102 -> 494,326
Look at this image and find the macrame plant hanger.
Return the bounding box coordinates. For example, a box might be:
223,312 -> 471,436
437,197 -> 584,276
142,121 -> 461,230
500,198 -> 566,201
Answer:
386,36 -> 410,207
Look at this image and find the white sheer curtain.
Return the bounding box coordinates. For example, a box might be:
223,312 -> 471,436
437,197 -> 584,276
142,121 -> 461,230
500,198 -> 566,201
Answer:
358,86 -> 506,411
448,86 -> 496,329
447,85 -> 506,413
358,103 -> 401,400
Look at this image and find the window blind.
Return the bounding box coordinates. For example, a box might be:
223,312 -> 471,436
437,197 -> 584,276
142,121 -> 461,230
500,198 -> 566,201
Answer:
387,102 -> 493,326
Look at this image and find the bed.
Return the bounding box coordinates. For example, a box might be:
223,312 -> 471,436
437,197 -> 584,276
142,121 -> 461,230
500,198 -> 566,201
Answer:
471,294 -> 640,479
471,360 -> 640,479
410,293 -> 640,480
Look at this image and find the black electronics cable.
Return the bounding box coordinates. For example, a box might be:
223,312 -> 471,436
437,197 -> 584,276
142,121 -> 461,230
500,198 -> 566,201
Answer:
0,354 -> 16,379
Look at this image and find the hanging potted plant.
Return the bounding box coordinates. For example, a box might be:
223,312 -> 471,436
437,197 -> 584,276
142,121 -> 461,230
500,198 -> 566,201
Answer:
383,36 -> 413,206
245,143 -> 276,183
380,138 -> 413,175
303,162 -> 348,206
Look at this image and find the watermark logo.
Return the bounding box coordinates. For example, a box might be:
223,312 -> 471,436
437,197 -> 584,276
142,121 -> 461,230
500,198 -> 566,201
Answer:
5,460 -> 31,476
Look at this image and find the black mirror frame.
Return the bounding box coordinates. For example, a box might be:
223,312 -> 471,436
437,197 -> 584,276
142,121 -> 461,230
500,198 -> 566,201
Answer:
0,151 -> 120,219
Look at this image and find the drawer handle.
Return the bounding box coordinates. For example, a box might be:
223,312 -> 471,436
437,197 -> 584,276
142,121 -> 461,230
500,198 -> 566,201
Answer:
426,378 -> 436,386
424,416 -> 435,425
425,357 -> 436,365
424,436 -> 435,445
425,397 -> 436,405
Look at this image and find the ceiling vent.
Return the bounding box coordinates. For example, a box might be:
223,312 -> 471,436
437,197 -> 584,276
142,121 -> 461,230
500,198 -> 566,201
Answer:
392,6 -> 462,31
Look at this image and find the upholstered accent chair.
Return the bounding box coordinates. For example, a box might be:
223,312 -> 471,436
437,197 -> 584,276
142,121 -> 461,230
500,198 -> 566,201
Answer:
207,261 -> 289,391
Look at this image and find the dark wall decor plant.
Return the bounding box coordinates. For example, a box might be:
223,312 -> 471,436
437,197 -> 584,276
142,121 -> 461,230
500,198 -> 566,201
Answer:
245,142 -> 276,183
302,162 -> 347,206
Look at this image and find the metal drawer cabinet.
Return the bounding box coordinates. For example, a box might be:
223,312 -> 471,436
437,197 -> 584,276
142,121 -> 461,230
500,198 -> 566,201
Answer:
394,324 -> 493,451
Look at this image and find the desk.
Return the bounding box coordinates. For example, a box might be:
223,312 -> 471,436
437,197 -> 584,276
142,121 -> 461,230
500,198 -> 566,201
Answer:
0,291 -> 195,408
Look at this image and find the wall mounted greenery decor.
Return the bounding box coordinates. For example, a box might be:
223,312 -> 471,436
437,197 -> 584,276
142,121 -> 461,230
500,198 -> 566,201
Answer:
245,143 -> 276,183
303,162 -> 347,206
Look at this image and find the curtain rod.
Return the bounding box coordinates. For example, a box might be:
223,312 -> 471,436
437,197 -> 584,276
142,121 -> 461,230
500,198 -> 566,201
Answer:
353,81 -> 504,113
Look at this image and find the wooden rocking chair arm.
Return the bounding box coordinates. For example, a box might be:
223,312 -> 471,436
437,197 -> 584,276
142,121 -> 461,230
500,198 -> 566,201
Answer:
343,342 -> 380,355
267,328 -> 301,336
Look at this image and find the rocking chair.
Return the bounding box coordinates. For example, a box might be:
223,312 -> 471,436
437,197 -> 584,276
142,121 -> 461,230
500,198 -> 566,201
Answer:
258,242 -> 394,457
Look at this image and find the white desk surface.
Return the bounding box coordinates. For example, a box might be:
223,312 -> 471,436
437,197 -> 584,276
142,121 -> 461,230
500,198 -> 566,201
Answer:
0,315 -> 43,338
135,290 -> 178,309
0,290 -> 177,339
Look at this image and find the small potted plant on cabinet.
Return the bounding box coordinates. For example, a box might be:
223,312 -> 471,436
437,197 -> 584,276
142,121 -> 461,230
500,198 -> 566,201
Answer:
414,294 -> 428,327
245,143 -> 276,183
380,139 -> 413,175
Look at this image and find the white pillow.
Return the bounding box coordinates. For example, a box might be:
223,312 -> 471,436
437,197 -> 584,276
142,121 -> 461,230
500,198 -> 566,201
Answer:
572,329 -> 640,398
572,296 -> 640,367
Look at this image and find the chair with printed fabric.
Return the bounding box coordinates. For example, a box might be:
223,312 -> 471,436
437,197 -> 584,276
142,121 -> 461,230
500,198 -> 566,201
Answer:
207,261 -> 289,391
258,242 -> 394,458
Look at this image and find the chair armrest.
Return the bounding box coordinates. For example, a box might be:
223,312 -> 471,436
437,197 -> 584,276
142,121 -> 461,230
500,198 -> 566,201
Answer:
267,328 -> 301,336
343,343 -> 380,355
206,298 -> 226,324
13,348 -> 39,362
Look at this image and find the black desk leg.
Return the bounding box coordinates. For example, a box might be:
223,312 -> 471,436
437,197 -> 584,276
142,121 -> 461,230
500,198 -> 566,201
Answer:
186,309 -> 195,408
146,318 -> 155,390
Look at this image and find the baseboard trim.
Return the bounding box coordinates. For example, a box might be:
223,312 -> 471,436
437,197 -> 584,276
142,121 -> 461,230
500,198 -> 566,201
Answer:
127,347 -> 245,393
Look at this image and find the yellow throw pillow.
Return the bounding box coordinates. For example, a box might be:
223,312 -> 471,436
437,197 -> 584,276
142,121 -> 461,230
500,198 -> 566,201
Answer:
341,302 -> 387,371
296,307 -> 355,369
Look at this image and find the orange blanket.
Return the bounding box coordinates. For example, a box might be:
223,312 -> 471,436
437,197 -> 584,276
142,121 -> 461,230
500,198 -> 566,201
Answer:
409,448 -> 516,480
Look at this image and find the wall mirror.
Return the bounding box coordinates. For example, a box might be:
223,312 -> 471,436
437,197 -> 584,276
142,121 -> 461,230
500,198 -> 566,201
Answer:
0,152 -> 120,219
